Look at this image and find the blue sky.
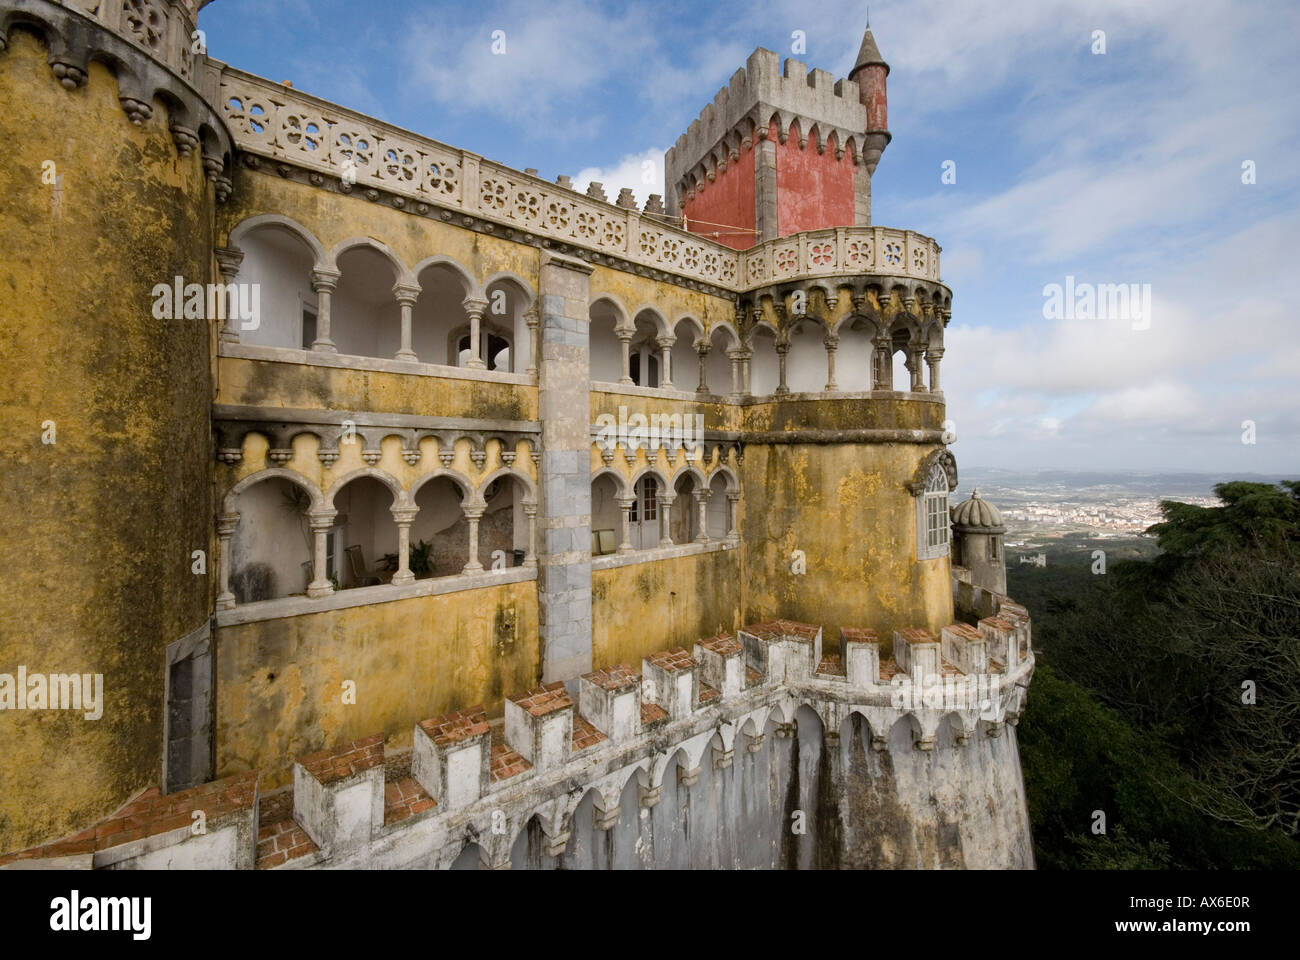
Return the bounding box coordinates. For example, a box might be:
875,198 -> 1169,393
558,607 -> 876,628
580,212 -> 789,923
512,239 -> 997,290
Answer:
201,0 -> 1300,475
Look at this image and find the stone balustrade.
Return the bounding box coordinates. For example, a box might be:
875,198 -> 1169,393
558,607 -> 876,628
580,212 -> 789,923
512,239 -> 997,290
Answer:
215,68 -> 941,294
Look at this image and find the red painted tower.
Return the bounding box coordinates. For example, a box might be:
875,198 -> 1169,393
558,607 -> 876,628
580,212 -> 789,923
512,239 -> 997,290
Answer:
665,23 -> 891,249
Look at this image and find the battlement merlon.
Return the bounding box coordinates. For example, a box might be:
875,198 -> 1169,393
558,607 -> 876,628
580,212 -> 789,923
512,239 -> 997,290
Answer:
665,27 -> 892,220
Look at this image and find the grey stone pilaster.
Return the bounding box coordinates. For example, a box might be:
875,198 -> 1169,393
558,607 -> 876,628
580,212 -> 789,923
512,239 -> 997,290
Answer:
755,138 -> 779,242
854,162 -> 872,226
537,253 -> 595,683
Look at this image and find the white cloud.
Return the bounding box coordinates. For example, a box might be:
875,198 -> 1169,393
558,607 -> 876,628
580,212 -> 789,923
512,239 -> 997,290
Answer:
572,148 -> 666,209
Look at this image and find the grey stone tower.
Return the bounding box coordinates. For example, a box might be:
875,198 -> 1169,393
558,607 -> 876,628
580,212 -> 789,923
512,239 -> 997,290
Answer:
951,489 -> 1007,595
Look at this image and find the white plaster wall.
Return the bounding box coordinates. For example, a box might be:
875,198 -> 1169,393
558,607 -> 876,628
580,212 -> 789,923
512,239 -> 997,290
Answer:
589,313 -> 623,383
750,330 -> 779,395
333,478 -> 397,584
234,226 -> 316,349
231,477 -> 314,599
670,322 -> 699,390
706,328 -> 734,394
785,323 -> 825,393
591,475 -> 622,551
837,321 -> 874,391
707,474 -> 729,537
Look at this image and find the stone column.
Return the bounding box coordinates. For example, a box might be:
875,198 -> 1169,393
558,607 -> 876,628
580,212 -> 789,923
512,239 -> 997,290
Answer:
694,489 -> 710,543
727,348 -> 742,398
393,282 -> 420,362
740,349 -> 753,395
463,296 -> 488,369
656,335 -> 674,388
524,305 -> 540,377
391,507 -> 417,584
215,514 -> 238,609
823,333 -> 839,392
306,510 -> 337,598
908,345 -> 926,392
617,327 -> 634,385
775,342 -> 790,395
310,267 -> 341,353
538,253 -> 595,683
523,501 -> 538,567
462,505 -> 484,573
657,494 -> 675,546
616,496 -> 635,553
873,334 -> 893,390
214,247 -> 244,344
926,348 -> 944,394
726,492 -> 740,542
696,341 -> 710,394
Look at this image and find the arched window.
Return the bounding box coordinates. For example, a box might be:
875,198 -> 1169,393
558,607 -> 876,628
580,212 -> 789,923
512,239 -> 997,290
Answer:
918,463 -> 950,560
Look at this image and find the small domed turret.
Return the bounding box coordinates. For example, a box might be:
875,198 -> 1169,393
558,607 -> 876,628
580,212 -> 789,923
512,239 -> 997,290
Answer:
951,488 -> 1005,531
950,489 -> 1007,595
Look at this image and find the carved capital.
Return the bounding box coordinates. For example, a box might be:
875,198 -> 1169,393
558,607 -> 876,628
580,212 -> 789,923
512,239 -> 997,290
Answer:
311,267 -> 341,292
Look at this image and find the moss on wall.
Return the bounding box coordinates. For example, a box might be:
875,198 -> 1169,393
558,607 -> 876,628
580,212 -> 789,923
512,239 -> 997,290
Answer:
218,355 -> 537,421
739,442 -> 953,651
214,580 -> 539,789
592,549 -> 743,667
0,32 -> 213,851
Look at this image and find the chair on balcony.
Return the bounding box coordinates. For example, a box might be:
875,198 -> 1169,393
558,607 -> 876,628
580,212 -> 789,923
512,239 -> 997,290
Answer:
345,544 -> 383,587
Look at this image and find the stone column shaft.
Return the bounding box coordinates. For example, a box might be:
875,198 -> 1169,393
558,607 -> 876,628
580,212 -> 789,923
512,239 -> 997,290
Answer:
463,507 -> 484,573
215,514 -> 238,609
394,282 -> 419,362
310,268 -> 340,353
306,511 -> 337,598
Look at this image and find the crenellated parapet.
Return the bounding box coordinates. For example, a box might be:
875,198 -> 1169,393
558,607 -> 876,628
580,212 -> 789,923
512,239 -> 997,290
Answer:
2,603 -> 1034,869
664,47 -> 873,213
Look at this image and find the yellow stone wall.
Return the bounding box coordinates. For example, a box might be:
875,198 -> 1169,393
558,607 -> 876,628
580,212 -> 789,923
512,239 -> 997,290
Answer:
739,439 -> 954,654
0,32 -> 214,851
214,580 -> 539,789
593,549 -> 744,667
218,355 -> 537,422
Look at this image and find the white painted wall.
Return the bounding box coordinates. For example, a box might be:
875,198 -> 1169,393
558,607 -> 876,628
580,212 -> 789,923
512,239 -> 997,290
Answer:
706,328 -> 735,394
234,226 -> 317,349
589,309 -> 622,383
707,473 -> 729,537
591,475 -> 621,552
750,329 -> 779,395
230,477 -> 314,599
333,478 -> 397,585
785,322 -> 825,393
670,322 -> 699,390
837,320 -> 875,391
332,248 -> 401,359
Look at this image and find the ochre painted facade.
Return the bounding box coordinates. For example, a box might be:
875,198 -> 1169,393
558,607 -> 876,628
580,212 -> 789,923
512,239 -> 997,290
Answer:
0,31 -> 214,850
0,6 -> 1013,872
215,579 -> 540,789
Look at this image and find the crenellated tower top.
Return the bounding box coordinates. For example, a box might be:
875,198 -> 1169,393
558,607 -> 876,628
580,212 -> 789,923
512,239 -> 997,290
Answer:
665,23 -> 892,249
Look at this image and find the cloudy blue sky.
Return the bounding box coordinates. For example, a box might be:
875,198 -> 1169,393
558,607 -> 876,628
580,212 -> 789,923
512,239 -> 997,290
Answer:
201,0 -> 1299,475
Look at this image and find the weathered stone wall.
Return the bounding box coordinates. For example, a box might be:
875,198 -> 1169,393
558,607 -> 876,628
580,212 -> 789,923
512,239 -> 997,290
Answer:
592,547 -> 743,667
0,30 -> 214,851
508,710 -> 1033,870
739,441 -> 954,652
214,579 -> 540,791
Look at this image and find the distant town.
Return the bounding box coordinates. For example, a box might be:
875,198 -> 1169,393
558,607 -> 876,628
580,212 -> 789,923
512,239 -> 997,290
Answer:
955,469 -> 1286,543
